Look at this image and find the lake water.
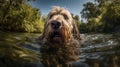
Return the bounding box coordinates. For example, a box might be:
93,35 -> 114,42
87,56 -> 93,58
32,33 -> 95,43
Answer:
0,31 -> 120,67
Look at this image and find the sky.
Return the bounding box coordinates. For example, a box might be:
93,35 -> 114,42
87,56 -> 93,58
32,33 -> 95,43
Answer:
29,0 -> 94,19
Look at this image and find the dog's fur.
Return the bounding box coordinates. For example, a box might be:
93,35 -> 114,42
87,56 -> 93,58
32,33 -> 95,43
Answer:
40,6 -> 81,67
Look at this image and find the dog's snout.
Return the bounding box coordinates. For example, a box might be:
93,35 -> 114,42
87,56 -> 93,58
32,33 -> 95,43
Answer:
51,21 -> 61,30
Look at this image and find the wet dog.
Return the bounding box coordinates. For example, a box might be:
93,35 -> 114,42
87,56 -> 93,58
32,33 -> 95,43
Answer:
40,6 -> 81,67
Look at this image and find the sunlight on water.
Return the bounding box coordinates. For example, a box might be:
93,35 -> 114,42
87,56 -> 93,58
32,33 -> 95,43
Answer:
80,33 -> 120,67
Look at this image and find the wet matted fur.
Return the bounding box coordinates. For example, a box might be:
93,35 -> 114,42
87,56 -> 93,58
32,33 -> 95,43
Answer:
40,6 -> 81,67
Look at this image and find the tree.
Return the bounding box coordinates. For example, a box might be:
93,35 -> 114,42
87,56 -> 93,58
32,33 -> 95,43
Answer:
80,0 -> 119,33
0,0 -> 44,32
81,2 -> 101,20
101,0 -> 120,32
0,0 -> 25,24
73,15 -> 81,31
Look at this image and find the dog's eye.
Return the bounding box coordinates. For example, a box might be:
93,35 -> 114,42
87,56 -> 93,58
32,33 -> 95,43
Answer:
49,15 -> 54,19
63,14 -> 68,20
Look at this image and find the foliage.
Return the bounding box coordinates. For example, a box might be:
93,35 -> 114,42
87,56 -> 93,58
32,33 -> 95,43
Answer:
73,15 -> 81,30
80,0 -> 120,33
81,2 -> 101,19
0,0 -> 120,33
0,0 -> 44,33
101,0 -> 120,32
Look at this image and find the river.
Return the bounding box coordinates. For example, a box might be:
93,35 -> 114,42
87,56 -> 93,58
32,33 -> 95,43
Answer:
0,31 -> 120,67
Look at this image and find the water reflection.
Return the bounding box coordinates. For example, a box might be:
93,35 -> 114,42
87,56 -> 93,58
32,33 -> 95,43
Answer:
81,33 -> 120,67
0,31 -> 120,67
0,31 -> 41,67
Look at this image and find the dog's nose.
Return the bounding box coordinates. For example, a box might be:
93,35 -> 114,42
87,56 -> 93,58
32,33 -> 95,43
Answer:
51,21 -> 61,30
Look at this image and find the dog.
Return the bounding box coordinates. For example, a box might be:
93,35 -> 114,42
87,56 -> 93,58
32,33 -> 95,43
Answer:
39,6 -> 81,67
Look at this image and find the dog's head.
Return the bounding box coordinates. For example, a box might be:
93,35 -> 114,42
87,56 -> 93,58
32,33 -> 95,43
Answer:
42,6 -> 81,43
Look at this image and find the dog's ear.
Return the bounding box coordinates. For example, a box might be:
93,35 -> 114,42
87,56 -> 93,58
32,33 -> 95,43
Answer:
39,21 -> 48,41
39,13 -> 51,41
72,20 -> 81,40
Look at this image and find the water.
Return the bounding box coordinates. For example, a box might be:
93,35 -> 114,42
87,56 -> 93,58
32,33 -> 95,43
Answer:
0,31 -> 120,67
80,33 -> 120,67
0,31 -> 41,67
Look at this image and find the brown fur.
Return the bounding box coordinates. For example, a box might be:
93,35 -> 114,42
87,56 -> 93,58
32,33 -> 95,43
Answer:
40,6 -> 81,67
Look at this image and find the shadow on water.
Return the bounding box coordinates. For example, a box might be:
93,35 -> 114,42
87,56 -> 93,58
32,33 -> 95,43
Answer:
0,31 -> 120,67
0,31 -> 41,67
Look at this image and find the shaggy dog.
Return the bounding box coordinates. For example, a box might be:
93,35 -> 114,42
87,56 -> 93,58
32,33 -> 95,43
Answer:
40,6 -> 81,67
